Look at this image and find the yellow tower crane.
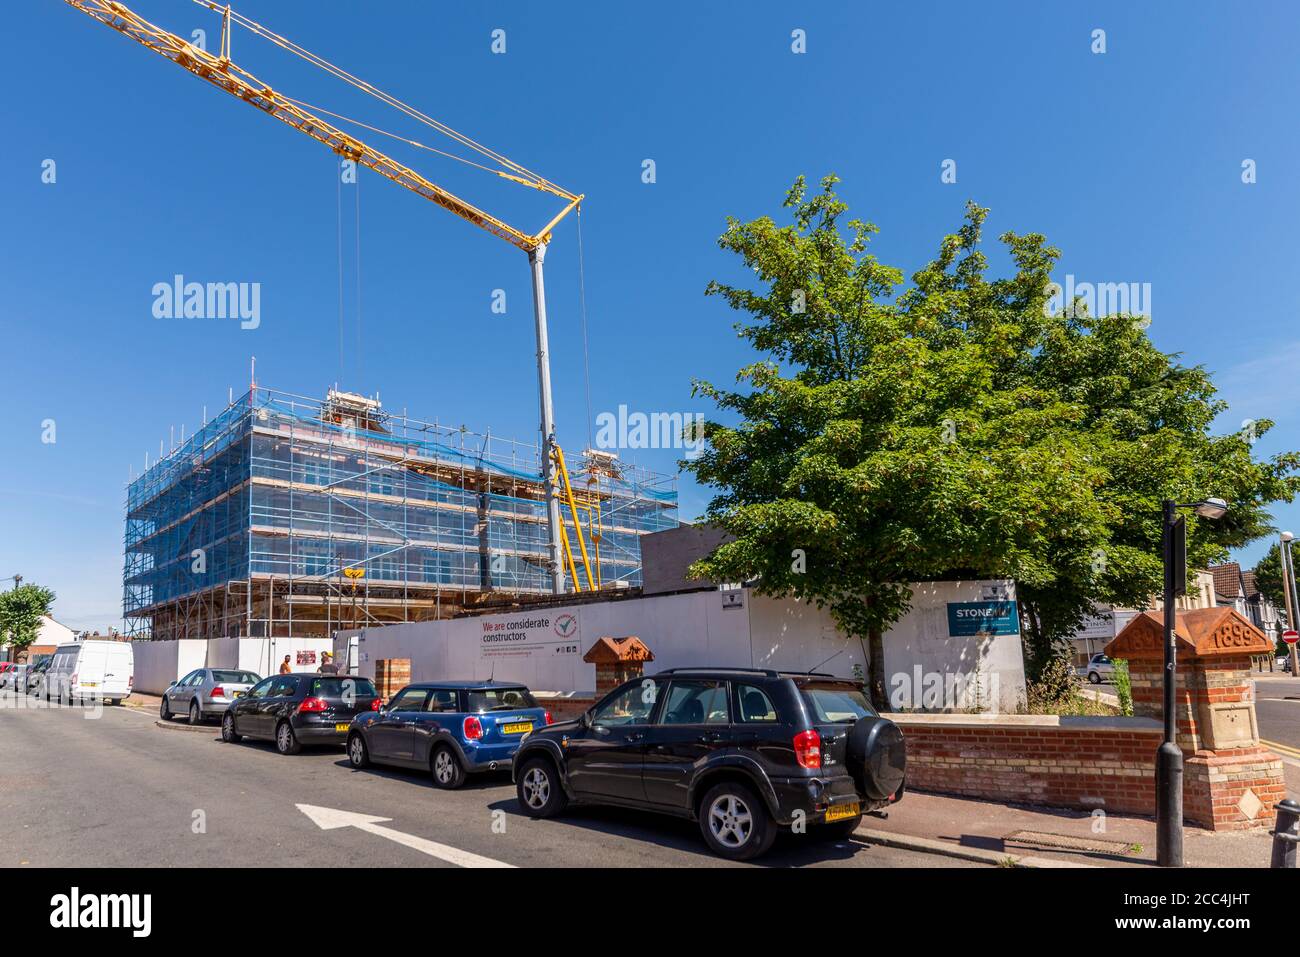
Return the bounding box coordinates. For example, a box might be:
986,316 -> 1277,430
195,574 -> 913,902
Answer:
65,0 -> 597,593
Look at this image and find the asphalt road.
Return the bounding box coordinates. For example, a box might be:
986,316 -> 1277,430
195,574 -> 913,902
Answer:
1254,675 -> 1300,792
0,691 -> 969,869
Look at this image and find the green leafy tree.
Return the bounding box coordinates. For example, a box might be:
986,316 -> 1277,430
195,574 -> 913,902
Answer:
687,174 -> 1300,707
0,584 -> 56,661
1255,544 -> 1295,654
1255,543 -> 1288,613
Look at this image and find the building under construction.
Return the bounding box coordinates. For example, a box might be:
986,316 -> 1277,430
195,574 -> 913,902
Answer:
124,386 -> 679,642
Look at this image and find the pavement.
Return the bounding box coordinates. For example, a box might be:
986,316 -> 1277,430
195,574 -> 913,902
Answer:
0,689 -> 978,869
860,790 -> 1274,868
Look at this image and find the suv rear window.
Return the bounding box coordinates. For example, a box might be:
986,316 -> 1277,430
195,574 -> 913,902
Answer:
467,687 -> 537,712
801,683 -> 877,723
310,677 -> 377,698
736,683 -> 778,722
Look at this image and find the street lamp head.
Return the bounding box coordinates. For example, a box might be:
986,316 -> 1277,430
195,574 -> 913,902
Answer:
1283,531 -> 1295,544
1193,497 -> 1228,520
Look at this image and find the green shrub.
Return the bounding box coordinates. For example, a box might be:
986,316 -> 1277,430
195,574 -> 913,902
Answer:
1112,658 -> 1133,716
1019,652 -> 1120,716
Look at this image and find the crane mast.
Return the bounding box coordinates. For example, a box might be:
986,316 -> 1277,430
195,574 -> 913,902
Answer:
65,0 -> 581,593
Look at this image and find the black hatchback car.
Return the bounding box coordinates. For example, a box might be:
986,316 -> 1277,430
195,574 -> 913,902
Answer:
513,668 -> 906,860
220,673 -> 381,754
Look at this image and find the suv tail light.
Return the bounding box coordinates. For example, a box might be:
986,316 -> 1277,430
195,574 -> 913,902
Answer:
370,697 -> 383,711
210,686 -> 225,699
793,729 -> 822,769
463,715 -> 483,740
298,696 -> 328,714
544,711 -> 554,725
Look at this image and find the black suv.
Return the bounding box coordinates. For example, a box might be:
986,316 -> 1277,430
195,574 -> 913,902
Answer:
512,668 -> 905,860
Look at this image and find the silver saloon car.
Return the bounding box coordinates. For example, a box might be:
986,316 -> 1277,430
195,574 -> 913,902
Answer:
1080,653 -> 1114,685
161,668 -> 262,724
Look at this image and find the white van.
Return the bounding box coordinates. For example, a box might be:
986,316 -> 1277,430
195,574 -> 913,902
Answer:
44,640 -> 134,705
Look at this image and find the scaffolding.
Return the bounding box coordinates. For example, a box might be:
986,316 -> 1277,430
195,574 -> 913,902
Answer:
124,386 -> 679,641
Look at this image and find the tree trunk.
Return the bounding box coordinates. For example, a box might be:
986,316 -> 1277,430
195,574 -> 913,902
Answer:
867,625 -> 887,711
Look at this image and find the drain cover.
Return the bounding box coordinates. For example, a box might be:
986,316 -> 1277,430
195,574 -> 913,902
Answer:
1003,830 -> 1137,855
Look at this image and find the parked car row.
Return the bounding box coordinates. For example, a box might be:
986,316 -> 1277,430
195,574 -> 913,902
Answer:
15,650 -> 908,861
207,665 -> 907,861
5,643 -> 132,703
0,662 -> 25,691
3,654 -> 52,693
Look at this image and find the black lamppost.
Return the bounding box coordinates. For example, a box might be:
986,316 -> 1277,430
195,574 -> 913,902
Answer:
1156,496 -> 1227,868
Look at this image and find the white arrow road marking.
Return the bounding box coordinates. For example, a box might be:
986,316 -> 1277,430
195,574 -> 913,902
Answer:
296,804 -> 515,868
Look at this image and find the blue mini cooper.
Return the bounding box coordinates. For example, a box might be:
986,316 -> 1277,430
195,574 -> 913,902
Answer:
346,681 -> 552,788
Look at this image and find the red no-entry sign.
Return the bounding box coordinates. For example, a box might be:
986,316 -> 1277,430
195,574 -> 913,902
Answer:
1284,630 -> 1299,645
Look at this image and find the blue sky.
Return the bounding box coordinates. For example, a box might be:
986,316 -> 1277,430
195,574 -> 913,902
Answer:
1,0 -> 1296,629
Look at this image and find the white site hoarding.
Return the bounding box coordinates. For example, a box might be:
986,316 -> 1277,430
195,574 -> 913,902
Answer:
338,579 -> 1027,713
129,636 -> 336,694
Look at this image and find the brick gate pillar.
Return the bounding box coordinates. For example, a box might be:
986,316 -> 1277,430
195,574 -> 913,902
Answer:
582,636 -> 655,697
1106,607 -> 1286,830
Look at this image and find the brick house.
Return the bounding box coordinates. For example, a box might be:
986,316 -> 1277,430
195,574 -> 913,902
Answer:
1209,562 -> 1282,645
0,614 -> 76,664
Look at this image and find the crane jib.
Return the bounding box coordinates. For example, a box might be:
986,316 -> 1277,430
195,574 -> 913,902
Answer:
64,0 -> 574,253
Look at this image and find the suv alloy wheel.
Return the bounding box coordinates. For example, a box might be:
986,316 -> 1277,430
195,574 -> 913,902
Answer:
348,733 -> 370,769
516,757 -> 568,818
698,781 -> 776,861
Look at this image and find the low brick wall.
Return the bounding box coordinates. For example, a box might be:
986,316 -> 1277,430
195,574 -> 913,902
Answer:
886,713 -> 1163,817
536,696 -> 595,721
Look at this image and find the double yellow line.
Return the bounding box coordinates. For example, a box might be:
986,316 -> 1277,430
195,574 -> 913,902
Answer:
1262,738 -> 1300,762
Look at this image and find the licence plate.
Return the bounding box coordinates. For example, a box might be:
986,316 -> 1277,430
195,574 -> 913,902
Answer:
82,681 -> 99,688
502,722 -> 533,735
335,723 -> 350,733
232,691 -> 244,698
824,802 -> 860,823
